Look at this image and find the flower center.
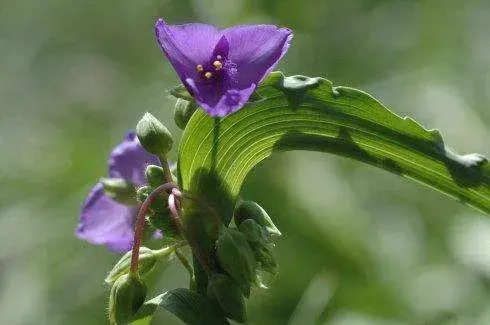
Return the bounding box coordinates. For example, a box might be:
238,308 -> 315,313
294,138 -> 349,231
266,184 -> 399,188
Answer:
195,55 -> 231,83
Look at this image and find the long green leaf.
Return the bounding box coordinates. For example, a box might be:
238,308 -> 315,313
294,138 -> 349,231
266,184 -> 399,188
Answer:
178,72 -> 489,221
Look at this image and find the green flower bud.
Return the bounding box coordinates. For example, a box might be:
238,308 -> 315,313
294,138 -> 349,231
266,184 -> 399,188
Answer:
136,186 -> 151,203
174,98 -> 198,130
208,274 -> 247,323
238,219 -> 268,244
216,228 -> 255,291
108,273 -> 147,325
101,178 -> 137,205
145,165 -> 165,188
105,247 -> 174,285
234,201 -> 281,236
254,243 -> 278,275
136,112 -> 173,157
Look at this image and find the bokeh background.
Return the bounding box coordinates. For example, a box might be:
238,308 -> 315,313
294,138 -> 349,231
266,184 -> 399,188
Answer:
1,0 -> 489,324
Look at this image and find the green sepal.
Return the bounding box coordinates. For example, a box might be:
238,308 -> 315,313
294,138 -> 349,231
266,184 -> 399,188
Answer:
105,247 -> 174,286
136,112 -> 173,156
238,218 -> 268,244
108,273 -> 147,325
253,243 -> 278,275
101,178 -> 137,205
208,274 -> 247,323
169,84 -> 193,101
234,201 -> 281,237
174,98 -> 198,130
215,227 -> 255,292
237,219 -> 278,274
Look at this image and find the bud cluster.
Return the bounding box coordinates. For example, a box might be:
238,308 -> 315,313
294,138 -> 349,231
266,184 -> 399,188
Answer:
209,200 -> 281,322
102,104 -> 283,324
134,112 -> 181,238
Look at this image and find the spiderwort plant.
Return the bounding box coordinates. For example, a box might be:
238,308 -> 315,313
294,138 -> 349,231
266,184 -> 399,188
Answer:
75,15 -> 490,325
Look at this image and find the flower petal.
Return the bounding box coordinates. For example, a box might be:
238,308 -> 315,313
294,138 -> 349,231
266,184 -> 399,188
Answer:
186,78 -> 255,116
223,25 -> 293,88
155,19 -> 221,86
76,183 -> 137,252
108,131 -> 159,186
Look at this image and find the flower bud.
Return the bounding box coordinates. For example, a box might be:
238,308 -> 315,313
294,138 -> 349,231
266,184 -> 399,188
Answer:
238,218 -> 268,244
101,178 -> 137,205
145,165 -> 165,188
174,98 -> 198,130
208,274 -> 247,323
136,112 -> 173,157
234,201 -> 281,236
254,243 -> 278,275
105,247 -> 174,285
108,273 -> 147,325
216,227 -> 255,291
136,186 -> 151,203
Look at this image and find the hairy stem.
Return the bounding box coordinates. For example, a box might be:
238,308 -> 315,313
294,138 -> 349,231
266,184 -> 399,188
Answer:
130,182 -> 177,275
159,156 -> 174,184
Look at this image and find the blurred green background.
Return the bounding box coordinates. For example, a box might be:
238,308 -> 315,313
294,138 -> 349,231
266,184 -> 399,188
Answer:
1,0 -> 489,324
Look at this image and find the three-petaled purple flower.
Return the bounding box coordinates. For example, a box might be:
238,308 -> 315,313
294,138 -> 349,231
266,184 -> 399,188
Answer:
76,132 -> 159,252
155,19 -> 293,117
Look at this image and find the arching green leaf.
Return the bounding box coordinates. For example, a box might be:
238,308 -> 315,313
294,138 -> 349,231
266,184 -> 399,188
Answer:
178,72 -> 489,223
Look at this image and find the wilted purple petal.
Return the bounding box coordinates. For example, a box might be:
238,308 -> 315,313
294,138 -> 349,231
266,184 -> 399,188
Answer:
108,131 -> 159,185
76,183 -> 137,252
154,19 -> 293,117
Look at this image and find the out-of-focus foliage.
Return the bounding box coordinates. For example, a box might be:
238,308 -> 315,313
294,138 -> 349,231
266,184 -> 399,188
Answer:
0,0 -> 489,324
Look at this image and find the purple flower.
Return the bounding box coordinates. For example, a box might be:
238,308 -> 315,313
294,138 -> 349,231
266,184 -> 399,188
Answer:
155,19 -> 293,117
76,132 -> 159,252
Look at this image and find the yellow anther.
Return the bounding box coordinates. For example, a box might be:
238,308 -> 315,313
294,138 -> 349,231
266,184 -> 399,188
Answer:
213,60 -> 223,70
204,71 -> 212,79
196,64 -> 203,72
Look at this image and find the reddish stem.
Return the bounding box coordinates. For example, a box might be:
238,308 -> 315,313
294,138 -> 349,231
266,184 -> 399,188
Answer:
130,182 -> 177,274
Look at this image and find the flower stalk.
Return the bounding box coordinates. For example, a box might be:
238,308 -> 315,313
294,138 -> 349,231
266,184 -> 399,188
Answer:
129,182 -> 177,274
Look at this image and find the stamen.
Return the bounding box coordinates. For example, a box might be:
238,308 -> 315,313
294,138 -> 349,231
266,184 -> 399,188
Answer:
204,71 -> 212,79
196,64 -> 203,72
213,60 -> 223,70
